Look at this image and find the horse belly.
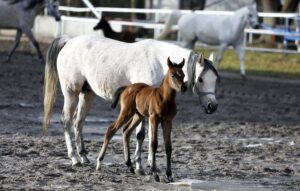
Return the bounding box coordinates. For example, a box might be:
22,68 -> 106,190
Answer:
0,5 -> 19,28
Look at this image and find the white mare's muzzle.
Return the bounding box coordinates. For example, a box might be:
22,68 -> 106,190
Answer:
198,93 -> 218,114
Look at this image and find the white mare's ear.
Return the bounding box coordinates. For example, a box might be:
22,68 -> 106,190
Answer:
198,53 -> 204,65
208,52 -> 215,62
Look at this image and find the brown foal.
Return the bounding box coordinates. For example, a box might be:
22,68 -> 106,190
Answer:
96,57 -> 186,182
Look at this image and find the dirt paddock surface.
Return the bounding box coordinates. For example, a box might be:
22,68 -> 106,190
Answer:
0,50 -> 299,190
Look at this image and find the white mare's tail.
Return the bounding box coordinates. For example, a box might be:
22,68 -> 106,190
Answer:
156,10 -> 181,40
43,35 -> 69,135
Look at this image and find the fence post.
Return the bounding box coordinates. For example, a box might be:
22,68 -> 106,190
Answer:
154,12 -> 160,39
81,0 -> 101,19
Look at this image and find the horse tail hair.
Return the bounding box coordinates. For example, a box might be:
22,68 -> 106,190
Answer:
156,10 -> 181,40
43,35 -> 69,135
111,86 -> 127,109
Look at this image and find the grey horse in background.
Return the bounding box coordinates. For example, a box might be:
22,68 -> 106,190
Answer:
157,4 -> 260,79
0,0 -> 61,62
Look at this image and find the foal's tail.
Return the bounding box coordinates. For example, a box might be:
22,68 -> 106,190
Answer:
111,86 -> 127,109
43,35 -> 69,135
156,10 -> 181,40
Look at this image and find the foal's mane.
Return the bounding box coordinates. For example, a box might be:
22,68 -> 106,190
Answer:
187,51 -> 220,89
4,0 -> 44,10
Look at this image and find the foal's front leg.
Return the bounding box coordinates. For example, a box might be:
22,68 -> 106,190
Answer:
149,115 -> 160,182
162,120 -> 174,183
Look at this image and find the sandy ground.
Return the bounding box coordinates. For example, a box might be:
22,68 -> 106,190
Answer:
0,48 -> 299,190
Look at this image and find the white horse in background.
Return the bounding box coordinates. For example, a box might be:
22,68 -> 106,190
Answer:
43,35 -> 219,179
157,4 -> 260,78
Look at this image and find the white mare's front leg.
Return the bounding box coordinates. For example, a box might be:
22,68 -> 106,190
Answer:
134,119 -> 146,175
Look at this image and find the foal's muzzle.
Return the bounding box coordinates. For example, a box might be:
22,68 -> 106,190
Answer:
205,102 -> 218,114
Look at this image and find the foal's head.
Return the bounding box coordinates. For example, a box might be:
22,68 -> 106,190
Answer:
166,57 -> 187,93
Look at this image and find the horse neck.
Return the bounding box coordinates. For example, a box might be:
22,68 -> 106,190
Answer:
159,74 -> 176,101
102,23 -> 116,37
231,8 -> 248,35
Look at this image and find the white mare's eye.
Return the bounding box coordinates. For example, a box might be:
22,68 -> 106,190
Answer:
198,77 -> 203,83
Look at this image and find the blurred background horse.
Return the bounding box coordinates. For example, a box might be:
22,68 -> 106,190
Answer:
93,16 -> 135,43
0,0 -> 61,62
157,4 -> 260,78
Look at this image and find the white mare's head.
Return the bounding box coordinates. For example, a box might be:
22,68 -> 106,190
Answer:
247,4 -> 260,29
188,52 -> 219,114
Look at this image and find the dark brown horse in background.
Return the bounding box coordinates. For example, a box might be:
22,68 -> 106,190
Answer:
93,16 -> 135,43
96,57 -> 186,183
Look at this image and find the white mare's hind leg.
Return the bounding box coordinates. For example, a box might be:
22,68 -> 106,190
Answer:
134,119 -> 146,175
73,90 -> 95,164
61,91 -> 80,166
216,44 -> 228,68
235,45 -> 246,77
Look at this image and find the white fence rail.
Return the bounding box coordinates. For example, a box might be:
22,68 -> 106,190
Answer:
58,6 -> 300,53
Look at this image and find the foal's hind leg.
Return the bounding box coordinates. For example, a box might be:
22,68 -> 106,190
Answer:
122,114 -> 143,173
73,90 -> 95,164
96,110 -> 134,171
134,119 -> 146,175
61,91 -> 80,166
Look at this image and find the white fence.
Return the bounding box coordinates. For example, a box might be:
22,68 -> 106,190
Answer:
58,6 -> 300,53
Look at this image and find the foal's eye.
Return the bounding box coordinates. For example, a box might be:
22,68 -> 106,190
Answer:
171,75 -> 175,78
198,78 -> 203,83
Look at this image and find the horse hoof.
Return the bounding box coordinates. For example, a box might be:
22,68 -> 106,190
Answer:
240,74 -> 247,81
135,168 -> 146,175
80,156 -> 90,164
72,161 -> 82,167
153,174 -> 160,182
164,175 -> 174,183
96,163 -> 101,171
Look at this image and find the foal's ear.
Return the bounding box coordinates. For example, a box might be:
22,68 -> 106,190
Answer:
167,57 -> 173,67
178,58 -> 185,68
198,53 -> 204,64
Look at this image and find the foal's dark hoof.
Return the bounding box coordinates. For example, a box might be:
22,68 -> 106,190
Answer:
164,175 -> 174,183
122,161 -> 134,173
153,174 -> 160,182
128,166 -> 135,173
135,168 -> 146,175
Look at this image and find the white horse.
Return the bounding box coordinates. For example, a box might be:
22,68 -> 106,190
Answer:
43,35 -> 219,177
157,4 -> 260,78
